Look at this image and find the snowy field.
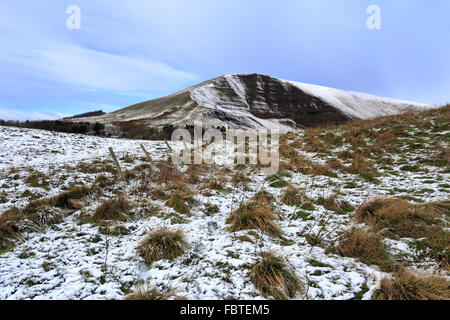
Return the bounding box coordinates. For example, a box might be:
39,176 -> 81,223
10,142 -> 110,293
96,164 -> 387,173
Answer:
0,123 -> 448,300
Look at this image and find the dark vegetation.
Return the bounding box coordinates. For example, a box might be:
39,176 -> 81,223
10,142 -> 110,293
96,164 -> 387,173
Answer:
64,110 -> 106,119
0,119 -> 105,136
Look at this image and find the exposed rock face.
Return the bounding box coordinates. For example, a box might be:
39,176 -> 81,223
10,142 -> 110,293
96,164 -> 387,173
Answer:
71,73 -> 431,132
191,74 -> 351,128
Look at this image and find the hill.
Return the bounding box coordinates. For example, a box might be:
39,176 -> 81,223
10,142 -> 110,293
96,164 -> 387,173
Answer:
71,74 -> 433,137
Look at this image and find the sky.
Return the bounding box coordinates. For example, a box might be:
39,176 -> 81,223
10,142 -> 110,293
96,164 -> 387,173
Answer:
0,0 -> 449,120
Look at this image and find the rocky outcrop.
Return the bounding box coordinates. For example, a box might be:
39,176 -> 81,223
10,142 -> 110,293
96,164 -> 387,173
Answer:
191,74 -> 352,128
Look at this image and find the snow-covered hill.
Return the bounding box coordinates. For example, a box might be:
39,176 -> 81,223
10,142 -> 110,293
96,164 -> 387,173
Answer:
73,74 -> 433,132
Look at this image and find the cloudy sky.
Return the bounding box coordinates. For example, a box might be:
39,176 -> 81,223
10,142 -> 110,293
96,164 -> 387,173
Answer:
0,0 -> 449,120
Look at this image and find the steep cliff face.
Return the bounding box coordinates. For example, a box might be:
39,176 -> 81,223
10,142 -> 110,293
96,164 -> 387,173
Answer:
191,74 -> 352,128
71,73 -> 432,132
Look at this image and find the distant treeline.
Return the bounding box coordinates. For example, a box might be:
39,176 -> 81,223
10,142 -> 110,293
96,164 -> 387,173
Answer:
118,124 -> 227,140
0,119 -> 228,141
63,110 -> 106,119
0,119 -> 105,136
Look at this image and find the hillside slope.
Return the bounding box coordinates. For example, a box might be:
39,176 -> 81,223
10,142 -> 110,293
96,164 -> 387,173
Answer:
73,74 -> 432,133
0,105 -> 448,300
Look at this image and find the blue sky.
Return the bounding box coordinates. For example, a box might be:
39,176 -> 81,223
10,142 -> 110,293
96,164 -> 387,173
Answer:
0,0 -> 449,120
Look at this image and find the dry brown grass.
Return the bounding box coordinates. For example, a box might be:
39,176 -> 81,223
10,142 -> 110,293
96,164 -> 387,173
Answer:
204,177 -> 225,190
302,134 -> 329,154
295,105 -> 450,169
373,270 -> 450,300
155,162 -> 182,184
232,171 -> 250,186
53,185 -> 91,209
0,197 -> 63,247
79,161 -> 116,175
354,198 -> 392,223
137,228 -> 188,265
281,186 -> 308,206
1,185 -> 93,246
279,153 -> 338,177
93,175 -> 115,189
287,156 -> 314,174
309,163 -> 337,177
317,194 -> 354,214
345,154 -> 378,179
151,186 -> 167,200
355,198 -> 449,266
184,164 -> 208,184
333,228 -> 391,269
126,286 -> 181,300
355,198 -> 436,237
337,149 -> 353,160
251,190 -> 275,206
326,158 -> 345,171
91,194 -> 130,222
165,192 -> 192,215
133,166 -> 153,194
0,217 -> 19,248
250,252 -> 302,300
426,200 -> 450,217
280,143 -> 301,161
226,202 -> 281,237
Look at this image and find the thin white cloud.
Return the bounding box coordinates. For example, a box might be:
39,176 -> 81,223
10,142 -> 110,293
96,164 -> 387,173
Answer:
0,107 -> 68,121
9,44 -> 198,94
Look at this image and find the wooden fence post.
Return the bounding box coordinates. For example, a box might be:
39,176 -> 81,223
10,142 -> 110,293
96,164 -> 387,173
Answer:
165,140 -> 173,153
108,147 -> 127,182
164,140 -> 174,162
140,144 -> 155,165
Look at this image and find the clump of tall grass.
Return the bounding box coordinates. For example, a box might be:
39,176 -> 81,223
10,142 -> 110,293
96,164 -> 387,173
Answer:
137,228 -> 188,265
226,202 -> 281,237
91,194 -> 130,222
281,186 -> 308,207
355,198 -> 449,267
373,270 -> 450,300
250,252 -> 302,300
333,228 -> 392,270
126,286 -> 181,300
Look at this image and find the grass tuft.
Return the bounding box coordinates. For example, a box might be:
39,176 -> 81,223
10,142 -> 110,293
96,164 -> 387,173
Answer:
318,195 -> 354,214
91,194 -> 130,222
251,190 -> 275,206
373,270 -> 450,300
53,185 -> 91,209
226,202 -> 281,237
333,228 -> 392,270
137,228 -> 188,265
355,198 -> 449,266
281,186 -> 308,207
250,252 -> 302,300
126,286 -> 180,300
166,193 -> 191,215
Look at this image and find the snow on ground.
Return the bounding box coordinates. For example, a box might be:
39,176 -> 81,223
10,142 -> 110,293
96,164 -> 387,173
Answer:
0,126 -> 160,173
0,124 -> 448,300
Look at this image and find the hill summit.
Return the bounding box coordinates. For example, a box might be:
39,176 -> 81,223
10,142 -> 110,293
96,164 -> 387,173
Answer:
72,73 -> 432,133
